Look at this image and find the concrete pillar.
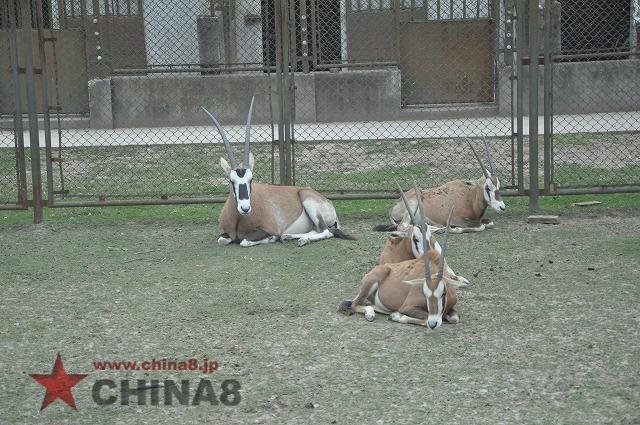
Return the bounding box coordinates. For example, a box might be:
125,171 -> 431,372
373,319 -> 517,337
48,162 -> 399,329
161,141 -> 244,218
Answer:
88,78 -> 114,129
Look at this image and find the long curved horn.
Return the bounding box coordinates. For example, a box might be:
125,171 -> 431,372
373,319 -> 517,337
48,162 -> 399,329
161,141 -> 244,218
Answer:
410,178 -> 431,280
423,223 -> 431,280
468,140 -> 490,178
395,180 -> 415,224
437,208 -> 454,279
201,106 -> 235,168
483,139 -> 496,176
412,178 -> 427,228
243,96 -> 255,167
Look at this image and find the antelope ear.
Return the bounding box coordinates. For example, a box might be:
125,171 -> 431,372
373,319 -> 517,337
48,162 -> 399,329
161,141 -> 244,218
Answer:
247,152 -> 255,170
389,231 -> 408,238
444,276 -> 464,289
220,157 -> 232,175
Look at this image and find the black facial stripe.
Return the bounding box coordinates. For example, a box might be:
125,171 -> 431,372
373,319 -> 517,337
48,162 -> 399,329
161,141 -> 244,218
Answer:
413,237 -> 420,253
235,168 -> 247,178
238,183 -> 249,200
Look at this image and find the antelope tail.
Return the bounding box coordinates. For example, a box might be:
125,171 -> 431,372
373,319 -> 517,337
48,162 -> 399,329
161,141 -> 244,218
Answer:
329,228 -> 356,240
338,300 -> 354,315
372,223 -> 398,232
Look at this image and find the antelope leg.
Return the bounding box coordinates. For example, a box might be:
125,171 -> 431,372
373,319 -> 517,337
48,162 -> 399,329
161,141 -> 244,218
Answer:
390,308 -> 429,326
217,233 -> 233,246
449,224 -> 486,234
352,305 -> 376,321
445,309 -> 460,324
239,230 -> 278,247
481,218 -> 495,229
389,312 -> 427,326
282,229 -> 333,246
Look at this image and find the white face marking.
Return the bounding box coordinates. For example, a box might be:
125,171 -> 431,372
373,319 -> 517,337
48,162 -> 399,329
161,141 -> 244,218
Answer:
424,280 -> 446,330
484,177 -> 506,212
230,168 -> 253,215
410,226 -> 423,258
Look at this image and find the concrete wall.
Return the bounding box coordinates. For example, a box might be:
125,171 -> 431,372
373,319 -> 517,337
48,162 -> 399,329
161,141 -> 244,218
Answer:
498,59 -> 640,115
91,69 -> 401,128
88,60 -> 640,129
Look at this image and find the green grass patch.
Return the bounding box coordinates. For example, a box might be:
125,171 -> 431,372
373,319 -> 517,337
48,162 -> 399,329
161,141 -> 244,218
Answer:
1,209 -> 638,423
2,193 -> 639,226
554,164 -> 640,188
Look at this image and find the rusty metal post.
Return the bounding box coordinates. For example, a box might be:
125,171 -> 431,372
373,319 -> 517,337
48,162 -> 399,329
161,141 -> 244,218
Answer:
528,0 -> 540,212
515,0 -> 525,195
543,0 -> 553,194
35,0 -> 55,206
21,0 -> 44,222
631,0 -> 639,59
275,0 -> 293,185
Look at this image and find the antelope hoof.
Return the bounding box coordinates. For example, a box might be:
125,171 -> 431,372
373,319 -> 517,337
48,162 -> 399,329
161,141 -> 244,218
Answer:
239,239 -> 252,247
445,313 -> 459,324
281,233 -> 294,241
485,221 -> 495,229
297,238 -> 310,247
364,306 -> 375,322
217,236 -> 233,246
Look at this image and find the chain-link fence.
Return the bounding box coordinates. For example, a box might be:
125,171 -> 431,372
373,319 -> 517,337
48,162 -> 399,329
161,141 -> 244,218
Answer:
290,0 -> 515,195
42,0 -> 281,202
0,0 -> 638,213
546,0 -> 640,190
0,0 -> 27,208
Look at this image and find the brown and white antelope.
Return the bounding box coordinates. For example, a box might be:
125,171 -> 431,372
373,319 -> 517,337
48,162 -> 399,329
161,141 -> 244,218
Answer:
340,186 -> 462,330
202,98 -> 353,247
378,182 -> 470,286
376,141 -> 506,233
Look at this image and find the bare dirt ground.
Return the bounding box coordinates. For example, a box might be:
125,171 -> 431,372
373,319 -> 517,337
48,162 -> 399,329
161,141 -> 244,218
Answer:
1,207 -> 639,424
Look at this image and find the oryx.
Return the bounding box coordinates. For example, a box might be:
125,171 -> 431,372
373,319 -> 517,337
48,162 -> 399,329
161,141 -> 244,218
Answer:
202,97 -> 353,247
378,182 -> 470,286
340,185 -> 462,330
375,140 -> 506,233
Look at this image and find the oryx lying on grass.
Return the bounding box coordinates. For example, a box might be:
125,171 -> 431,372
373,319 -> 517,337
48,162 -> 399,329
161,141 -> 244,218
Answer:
340,188 -> 462,330
375,141 -> 506,233
202,98 -> 353,247
378,182 -> 470,286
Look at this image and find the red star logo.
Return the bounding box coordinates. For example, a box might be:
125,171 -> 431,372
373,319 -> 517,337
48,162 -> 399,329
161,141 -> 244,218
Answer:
30,353 -> 88,411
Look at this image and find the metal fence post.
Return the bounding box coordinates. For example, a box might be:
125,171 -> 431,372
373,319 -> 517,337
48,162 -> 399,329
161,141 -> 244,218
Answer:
34,0 -> 54,207
275,0 -> 293,185
515,0 -> 525,195
528,0 -> 540,212
543,0 -> 553,194
631,0 -> 639,59
21,0 -> 44,223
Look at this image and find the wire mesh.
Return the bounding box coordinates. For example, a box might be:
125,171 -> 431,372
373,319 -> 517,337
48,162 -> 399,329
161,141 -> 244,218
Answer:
549,0 -> 640,190
45,0 -> 279,202
0,0 -> 20,205
1,0 -> 639,209
290,0 -> 515,195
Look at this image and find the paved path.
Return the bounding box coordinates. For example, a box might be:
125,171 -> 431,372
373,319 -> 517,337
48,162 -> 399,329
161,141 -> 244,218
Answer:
4,111 -> 640,148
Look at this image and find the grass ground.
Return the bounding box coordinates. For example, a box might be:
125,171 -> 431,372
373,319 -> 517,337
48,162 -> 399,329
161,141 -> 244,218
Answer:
1,195 -> 639,424
1,131 -> 638,203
